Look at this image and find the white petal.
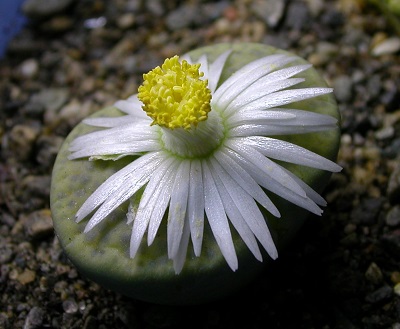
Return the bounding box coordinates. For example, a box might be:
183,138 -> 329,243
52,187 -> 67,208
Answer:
225,78 -> 305,115
242,136 -> 342,172
82,152 -> 164,232
69,140 -> 160,159
208,50 -> 231,93
228,108 -> 338,130
213,54 -> 295,107
265,63 -> 312,81
202,161 -> 238,271
214,149 -> 280,217
82,115 -> 139,128
225,141 -> 323,215
222,64 -> 312,114
167,160 -> 191,259
282,167 -> 327,206
209,158 -> 278,260
129,157 -> 177,258
227,109 -> 296,127
180,53 -> 193,63
114,96 -> 148,118
172,213 -> 191,274
126,192 -> 141,224
238,88 -> 333,112
226,140 -> 307,197
76,151 -> 163,222
187,159 -> 205,257
208,160 -> 263,261
69,122 -> 156,152
196,54 -> 209,79
146,160 -> 179,245
229,123 -> 337,137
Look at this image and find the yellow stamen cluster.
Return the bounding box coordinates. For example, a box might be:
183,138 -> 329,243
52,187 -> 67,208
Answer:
138,56 -> 212,130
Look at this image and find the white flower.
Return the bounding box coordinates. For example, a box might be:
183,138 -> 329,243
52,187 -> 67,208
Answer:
69,51 -> 342,274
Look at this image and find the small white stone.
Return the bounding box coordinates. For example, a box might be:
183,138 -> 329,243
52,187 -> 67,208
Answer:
19,58 -> 39,78
371,37 -> 400,56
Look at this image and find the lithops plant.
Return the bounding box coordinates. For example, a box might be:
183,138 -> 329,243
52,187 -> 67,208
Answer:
50,42 -> 341,304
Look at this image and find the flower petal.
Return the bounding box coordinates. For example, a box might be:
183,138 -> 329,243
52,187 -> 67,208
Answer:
225,141 -> 323,215
209,158 -> 278,260
281,167 -> 328,206
69,140 -> 160,159
213,54 -> 296,107
228,107 -> 339,137
168,160 -> 191,259
75,151 -> 163,223
196,54 -> 209,78
236,87 -> 333,113
225,78 -> 305,115
172,213 -> 191,274
228,107 -> 338,130
208,50 -> 231,93
222,64 -> 312,114
202,161 -> 238,271
82,152 -> 164,232
129,157 -> 178,258
242,136 -> 342,172
146,160 -> 179,245
229,123 -> 338,137
69,122 -> 156,152
114,95 -> 149,118
214,149 -> 280,217
82,115 -> 141,128
187,159 -> 205,257
208,159 -> 263,261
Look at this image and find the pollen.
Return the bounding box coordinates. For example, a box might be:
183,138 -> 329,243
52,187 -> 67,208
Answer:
138,56 -> 212,130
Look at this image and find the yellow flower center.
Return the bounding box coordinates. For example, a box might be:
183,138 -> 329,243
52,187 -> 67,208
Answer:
138,56 -> 212,130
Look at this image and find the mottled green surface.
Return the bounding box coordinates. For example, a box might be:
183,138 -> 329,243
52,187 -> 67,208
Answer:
50,42 -> 341,304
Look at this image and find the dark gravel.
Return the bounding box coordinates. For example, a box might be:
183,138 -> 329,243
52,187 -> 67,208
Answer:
1,0 -> 400,328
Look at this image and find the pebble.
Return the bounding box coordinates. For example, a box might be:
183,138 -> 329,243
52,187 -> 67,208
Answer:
394,283 -> 400,297
351,197 -> 384,225
17,59 -> 39,79
0,244 -> 14,264
333,75 -> 353,103
17,269 -> 36,285
117,13 -> 135,29
387,166 -> 400,203
366,74 -> 382,100
285,1 -> 310,30
365,262 -> 383,284
22,0 -> 75,18
251,0 -> 285,28
145,0 -> 165,17
63,299 -> 79,314
27,88 -> 69,114
58,99 -> 92,127
386,205 -> 400,227
371,37 -> 400,56
23,307 -> 44,329
305,0 -> 324,17
165,3 -> 199,30
35,135 -> 64,169
8,124 -> 41,161
23,175 -> 51,196
375,126 -> 395,140
42,16 -> 74,32
381,230 -> 400,255
22,209 -> 53,240
365,285 -> 393,304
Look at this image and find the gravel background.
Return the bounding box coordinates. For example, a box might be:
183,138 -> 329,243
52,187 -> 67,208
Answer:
1,0 -> 400,328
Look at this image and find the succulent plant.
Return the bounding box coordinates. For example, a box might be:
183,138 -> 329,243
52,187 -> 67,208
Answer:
50,43 -> 341,304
